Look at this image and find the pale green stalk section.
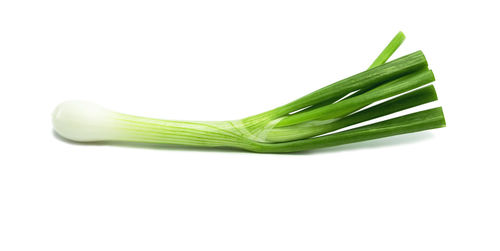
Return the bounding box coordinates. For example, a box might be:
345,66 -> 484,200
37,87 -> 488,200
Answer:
108,113 -> 260,150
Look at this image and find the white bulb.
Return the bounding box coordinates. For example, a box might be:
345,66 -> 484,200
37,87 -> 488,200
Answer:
52,100 -> 119,142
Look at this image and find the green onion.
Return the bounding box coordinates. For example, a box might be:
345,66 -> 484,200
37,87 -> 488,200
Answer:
52,32 -> 446,153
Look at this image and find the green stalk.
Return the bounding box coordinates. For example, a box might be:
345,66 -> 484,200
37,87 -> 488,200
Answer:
254,107 -> 446,153
276,69 -> 435,127
369,31 -> 406,68
265,84 -> 438,142
297,31 -> 406,114
346,31 -> 408,99
242,50 -> 428,126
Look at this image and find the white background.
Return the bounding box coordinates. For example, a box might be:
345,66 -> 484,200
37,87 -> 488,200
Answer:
1,0 -> 499,250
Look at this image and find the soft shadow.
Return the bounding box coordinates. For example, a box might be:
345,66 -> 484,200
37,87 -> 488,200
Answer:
304,132 -> 436,155
52,130 -> 246,153
53,130 -> 435,155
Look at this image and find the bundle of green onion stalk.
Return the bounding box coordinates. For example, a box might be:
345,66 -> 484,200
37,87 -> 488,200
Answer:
53,32 -> 446,153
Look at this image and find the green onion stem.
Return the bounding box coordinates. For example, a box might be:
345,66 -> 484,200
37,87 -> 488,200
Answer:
276,68 -> 435,127
297,31 -> 406,114
243,50 -> 428,127
254,107 -> 446,153
369,31 -> 406,68
265,84 -> 438,142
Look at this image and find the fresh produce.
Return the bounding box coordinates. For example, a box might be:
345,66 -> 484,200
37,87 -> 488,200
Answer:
53,32 -> 445,152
